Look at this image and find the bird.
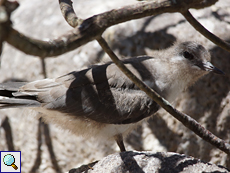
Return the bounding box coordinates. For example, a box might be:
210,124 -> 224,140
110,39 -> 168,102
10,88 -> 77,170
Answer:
0,41 -> 224,152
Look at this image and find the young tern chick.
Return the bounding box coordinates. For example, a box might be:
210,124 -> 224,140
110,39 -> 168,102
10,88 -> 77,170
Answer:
0,41 -> 224,152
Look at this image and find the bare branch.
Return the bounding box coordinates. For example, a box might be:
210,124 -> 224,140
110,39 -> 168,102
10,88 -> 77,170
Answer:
4,0 -> 217,57
0,0 -> 19,60
5,26 -> 101,58
58,0 -> 83,28
97,36 -> 230,155
188,0 -> 218,9
43,123 -> 62,173
1,116 -> 15,151
182,10 -> 230,52
29,118 -> 42,173
0,0 -> 6,6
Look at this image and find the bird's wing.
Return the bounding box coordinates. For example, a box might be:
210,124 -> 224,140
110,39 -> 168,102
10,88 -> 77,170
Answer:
5,56 -> 159,124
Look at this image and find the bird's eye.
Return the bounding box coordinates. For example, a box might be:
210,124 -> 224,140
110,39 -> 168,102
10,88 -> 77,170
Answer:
183,51 -> 194,60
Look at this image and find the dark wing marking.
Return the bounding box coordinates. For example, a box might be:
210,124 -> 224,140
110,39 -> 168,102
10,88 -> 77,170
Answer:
44,56 -> 159,124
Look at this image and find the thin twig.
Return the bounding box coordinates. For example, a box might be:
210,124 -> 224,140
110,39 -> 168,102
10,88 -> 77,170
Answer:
39,57 -> 62,172
40,58 -> 47,78
0,0 -> 7,6
0,0 -> 19,63
0,41 -> 3,63
96,36 -> 230,155
182,10 -> 230,52
29,118 -> 42,173
43,123 -> 62,173
188,0 -> 218,10
58,0 -> 83,28
1,116 -> 15,151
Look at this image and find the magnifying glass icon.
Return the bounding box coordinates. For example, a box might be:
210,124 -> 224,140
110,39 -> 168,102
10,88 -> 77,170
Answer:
3,154 -> 18,170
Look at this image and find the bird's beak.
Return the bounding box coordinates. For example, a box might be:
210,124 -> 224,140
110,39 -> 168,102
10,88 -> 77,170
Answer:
202,62 -> 225,75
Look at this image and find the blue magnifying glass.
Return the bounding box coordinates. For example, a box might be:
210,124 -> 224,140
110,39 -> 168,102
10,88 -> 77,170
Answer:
3,154 -> 18,170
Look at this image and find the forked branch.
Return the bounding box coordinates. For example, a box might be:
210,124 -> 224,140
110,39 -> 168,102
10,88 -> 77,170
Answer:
1,0 -> 223,57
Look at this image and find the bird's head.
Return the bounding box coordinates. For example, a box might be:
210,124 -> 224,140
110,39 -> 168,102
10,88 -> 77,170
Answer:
171,41 -> 224,76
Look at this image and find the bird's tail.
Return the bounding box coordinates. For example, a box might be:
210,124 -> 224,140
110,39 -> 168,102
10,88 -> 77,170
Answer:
0,82 -> 41,109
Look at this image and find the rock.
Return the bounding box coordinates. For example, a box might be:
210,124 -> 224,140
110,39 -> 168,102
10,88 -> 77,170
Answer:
69,151 -> 230,173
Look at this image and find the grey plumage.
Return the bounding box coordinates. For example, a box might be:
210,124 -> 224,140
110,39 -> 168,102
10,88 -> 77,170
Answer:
0,41 -> 224,151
